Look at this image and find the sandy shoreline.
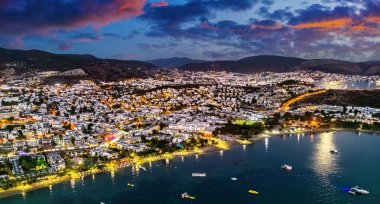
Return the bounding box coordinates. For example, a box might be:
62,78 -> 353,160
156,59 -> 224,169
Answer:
1,128 -> 378,199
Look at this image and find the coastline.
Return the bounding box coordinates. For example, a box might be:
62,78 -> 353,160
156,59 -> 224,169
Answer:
1,128 -> 379,199
0,145 -> 221,199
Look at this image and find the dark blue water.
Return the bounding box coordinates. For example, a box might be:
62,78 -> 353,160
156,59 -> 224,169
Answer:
3,131 -> 380,204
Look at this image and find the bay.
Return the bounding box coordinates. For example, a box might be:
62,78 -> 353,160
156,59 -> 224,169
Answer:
3,131 -> 380,204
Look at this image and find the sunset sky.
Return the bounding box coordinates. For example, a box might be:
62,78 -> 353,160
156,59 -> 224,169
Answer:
1,0 -> 380,61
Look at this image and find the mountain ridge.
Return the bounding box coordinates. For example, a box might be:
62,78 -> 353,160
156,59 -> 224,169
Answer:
179,55 -> 380,75
0,47 -> 158,81
147,57 -> 207,68
1,47 -> 380,79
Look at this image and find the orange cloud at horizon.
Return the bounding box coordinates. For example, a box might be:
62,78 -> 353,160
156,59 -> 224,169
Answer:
366,16 -> 380,24
290,16 -> 380,33
291,18 -> 352,30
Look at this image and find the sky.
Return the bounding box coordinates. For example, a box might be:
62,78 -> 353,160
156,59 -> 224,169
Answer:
1,0 -> 380,61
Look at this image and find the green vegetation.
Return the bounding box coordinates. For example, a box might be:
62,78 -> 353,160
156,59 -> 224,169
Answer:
372,113 -> 380,119
19,156 -> 47,172
16,130 -> 26,140
1,101 -> 18,106
297,90 -> 380,109
278,80 -> 299,86
214,121 -> 265,139
233,120 -> 256,126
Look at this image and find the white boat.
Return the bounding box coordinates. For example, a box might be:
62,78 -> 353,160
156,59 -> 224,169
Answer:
330,149 -> 338,154
349,186 -> 370,195
281,164 -> 293,171
192,173 -> 206,177
181,192 -> 196,200
231,177 -> 238,181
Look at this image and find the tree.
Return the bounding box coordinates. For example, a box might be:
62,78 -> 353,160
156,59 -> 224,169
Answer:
343,106 -> 347,114
141,135 -> 147,143
19,156 -> 37,172
17,130 -> 26,140
4,125 -> 13,132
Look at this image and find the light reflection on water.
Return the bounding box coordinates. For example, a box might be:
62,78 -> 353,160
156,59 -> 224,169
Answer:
312,132 -> 337,187
21,191 -> 26,200
49,185 -> 53,196
110,171 -> 115,183
317,80 -> 379,90
70,179 -> 76,193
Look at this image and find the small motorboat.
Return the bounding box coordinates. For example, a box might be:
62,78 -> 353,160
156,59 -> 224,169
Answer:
281,164 -> 293,171
231,177 -> 238,181
248,189 -> 259,195
192,173 -> 206,177
127,183 -> 135,187
348,186 -> 370,195
330,149 -> 338,154
181,192 -> 196,200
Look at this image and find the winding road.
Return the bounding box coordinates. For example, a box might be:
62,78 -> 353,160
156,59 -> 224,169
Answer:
280,90 -> 327,112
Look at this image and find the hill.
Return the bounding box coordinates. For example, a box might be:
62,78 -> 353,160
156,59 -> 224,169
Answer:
293,90 -> 380,109
179,55 -> 306,73
180,55 -> 380,75
0,47 -> 157,81
147,57 -> 207,68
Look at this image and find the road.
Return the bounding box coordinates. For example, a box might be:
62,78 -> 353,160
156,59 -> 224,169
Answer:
280,90 -> 327,112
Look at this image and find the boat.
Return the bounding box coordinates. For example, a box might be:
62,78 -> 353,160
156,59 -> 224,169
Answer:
248,189 -> 259,195
192,173 -> 206,177
281,164 -> 293,171
348,186 -> 370,195
127,183 -> 135,187
181,192 -> 196,200
231,177 -> 238,181
100,202 -> 105,204
330,149 -> 338,154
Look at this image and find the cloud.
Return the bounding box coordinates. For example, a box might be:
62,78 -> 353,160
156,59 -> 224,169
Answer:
138,1 -> 380,61
57,32 -> 123,50
0,37 -> 24,49
150,1 -> 170,7
0,0 -> 146,35
141,0 -> 259,35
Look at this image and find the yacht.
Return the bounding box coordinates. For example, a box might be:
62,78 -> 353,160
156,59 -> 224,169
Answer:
281,164 -> 293,171
330,149 -> 338,154
248,189 -> 259,195
231,177 -> 238,181
192,173 -> 206,177
181,192 -> 196,200
348,186 -> 370,195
